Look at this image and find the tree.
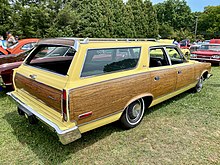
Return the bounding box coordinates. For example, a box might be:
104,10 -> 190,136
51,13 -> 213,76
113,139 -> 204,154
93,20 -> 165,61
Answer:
155,0 -> 194,38
144,0 -> 158,37
126,0 -> 154,38
46,1 -> 79,37
197,6 -> 220,39
0,0 -> 13,36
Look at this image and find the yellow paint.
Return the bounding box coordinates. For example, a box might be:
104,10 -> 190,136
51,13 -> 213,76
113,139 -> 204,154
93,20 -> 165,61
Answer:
11,40 -> 210,138
181,48 -> 190,56
11,90 -> 76,131
158,39 -> 173,44
79,112 -> 122,133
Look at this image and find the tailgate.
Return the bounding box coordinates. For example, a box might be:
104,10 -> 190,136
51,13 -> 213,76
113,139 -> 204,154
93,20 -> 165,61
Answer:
14,72 -> 62,113
12,64 -> 70,121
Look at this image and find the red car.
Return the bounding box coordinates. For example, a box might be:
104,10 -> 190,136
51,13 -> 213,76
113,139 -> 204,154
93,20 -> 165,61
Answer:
0,38 -> 39,55
190,44 -> 220,65
180,39 -> 191,49
0,47 -> 9,55
0,50 -> 31,90
0,45 -> 74,90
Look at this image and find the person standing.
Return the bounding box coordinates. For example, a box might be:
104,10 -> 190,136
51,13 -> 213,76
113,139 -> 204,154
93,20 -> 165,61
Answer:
6,32 -> 16,47
173,38 -> 179,46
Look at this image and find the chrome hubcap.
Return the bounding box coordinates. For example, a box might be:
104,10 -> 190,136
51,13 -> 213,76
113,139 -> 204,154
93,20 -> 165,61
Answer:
197,78 -> 203,91
129,101 -> 142,119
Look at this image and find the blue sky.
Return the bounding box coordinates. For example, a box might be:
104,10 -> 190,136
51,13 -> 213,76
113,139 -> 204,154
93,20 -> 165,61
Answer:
150,0 -> 220,12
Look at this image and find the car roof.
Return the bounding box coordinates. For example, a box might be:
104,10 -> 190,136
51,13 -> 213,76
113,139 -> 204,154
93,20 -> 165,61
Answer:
36,38 -> 177,51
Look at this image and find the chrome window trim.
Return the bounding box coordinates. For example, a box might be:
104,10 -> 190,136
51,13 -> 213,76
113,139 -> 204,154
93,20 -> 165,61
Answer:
73,39 -> 80,51
163,46 -> 172,65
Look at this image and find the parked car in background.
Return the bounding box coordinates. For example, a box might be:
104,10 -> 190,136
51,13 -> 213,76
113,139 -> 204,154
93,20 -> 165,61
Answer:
190,41 -> 203,53
158,39 -> 190,57
0,38 -> 38,55
8,38 -> 212,145
0,50 -> 32,90
209,39 -> 220,44
0,46 -> 10,55
180,39 -> 190,49
190,44 -> 220,65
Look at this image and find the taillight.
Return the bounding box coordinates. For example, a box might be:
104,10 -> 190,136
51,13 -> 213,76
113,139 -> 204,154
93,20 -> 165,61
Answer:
62,89 -> 67,121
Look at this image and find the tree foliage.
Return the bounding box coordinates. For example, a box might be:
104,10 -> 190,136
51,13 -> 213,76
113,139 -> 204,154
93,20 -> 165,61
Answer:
0,0 -> 219,40
197,6 -> 220,39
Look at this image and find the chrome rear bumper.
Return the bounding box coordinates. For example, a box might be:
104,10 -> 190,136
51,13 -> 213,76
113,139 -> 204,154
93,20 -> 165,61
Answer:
7,92 -> 81,145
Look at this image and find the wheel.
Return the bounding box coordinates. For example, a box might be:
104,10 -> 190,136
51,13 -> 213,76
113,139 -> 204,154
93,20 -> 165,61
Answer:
28,115 -> 38,125
120,98 -> 145,129
193,76 -> 204,93
18,107 -> 25,116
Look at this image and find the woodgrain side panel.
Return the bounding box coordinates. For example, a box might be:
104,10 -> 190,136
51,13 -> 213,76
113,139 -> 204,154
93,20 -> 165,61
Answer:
176,65 -> 195,90
150,68 -> 176,99
69,73 -> 151,124
194,62 -> 211,79
14,73 -> 62,112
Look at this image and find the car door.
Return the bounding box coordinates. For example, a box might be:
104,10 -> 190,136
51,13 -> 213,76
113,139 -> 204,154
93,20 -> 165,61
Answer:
149,47 -> 176,99
165,46 -> 195,91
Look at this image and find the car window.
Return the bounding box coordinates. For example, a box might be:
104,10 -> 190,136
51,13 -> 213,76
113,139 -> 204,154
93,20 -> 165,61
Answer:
21,42 -> 37,50
25,45 -> 75,75
32,46 -> 74,58
81,47 -> 141,77
149,48 -> 170,67
166,47 -> 186,65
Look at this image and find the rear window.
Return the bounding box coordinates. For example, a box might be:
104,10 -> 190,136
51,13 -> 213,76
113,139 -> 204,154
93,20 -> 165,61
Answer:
25,45 -> 75,75
81,47 -> 141,77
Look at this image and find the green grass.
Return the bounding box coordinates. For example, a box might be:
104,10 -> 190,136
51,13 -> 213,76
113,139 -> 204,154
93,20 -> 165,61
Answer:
0,67 -> 220,165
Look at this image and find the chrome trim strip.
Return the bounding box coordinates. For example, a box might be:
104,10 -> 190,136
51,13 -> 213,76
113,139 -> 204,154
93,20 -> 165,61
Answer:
73,39 -> 80,51
69,64 -> 188,91
7,92 -> 79,135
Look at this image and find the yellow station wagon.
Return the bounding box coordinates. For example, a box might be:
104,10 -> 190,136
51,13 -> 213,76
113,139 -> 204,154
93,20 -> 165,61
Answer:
8,38 -> 212,144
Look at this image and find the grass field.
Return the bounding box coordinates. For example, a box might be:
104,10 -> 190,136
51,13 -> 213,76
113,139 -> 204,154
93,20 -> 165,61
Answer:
0,67 -> 219,165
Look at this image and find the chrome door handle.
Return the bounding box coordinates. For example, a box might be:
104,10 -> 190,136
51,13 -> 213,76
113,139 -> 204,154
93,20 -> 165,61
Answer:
30,74 -> 37,79
154,76 -> 160,81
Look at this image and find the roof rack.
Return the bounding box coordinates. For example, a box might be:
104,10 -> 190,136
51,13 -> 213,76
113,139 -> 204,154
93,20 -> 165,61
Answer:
80,38 -> 157,44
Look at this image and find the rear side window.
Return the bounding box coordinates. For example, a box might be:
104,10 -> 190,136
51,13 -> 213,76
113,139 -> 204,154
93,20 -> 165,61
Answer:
25,45 -> 75,75
81,47 -> 141,77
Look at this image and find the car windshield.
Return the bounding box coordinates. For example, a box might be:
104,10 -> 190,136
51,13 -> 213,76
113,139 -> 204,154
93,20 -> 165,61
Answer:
8,42 -> 19,49
199,45 -> 220,51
